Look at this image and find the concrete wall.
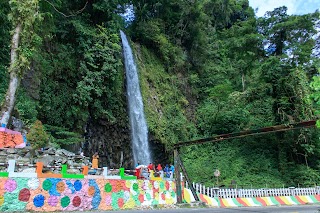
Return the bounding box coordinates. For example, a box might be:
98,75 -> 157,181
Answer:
0,177 -> 176,212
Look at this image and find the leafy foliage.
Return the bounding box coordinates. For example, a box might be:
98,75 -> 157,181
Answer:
0,0 -> 10,104
27,120 -> 49,149
73,25 -> 124,122
8,0 -> 43,75
137,45 -> 197,149
44,124 -> 83,147
15,89 -> 38,126
36,5 -> 126,130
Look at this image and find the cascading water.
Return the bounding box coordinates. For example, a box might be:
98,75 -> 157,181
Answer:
120,30 -> 152,166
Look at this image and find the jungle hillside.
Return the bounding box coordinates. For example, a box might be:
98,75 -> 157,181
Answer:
1,0 -> 320,188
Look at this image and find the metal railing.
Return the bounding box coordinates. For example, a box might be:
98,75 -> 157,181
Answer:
186,182 -> 320,198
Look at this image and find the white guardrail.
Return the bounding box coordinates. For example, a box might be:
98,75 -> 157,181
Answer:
186,182 -> 320,198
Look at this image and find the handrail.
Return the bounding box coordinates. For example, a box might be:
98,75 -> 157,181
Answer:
186,181 -> 320,198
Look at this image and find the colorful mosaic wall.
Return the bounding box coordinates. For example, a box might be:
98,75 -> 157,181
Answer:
183,188 -> 320,207
0,177 -> 176,212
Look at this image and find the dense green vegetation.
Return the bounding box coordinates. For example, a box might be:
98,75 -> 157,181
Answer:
1,0 -> 320,187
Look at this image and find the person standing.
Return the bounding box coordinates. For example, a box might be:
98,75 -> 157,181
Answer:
164,164 -> 170,178
147,163 -> 153,171
135,162 -> 142,179
89,152 -> 99,175
157,163 -> 162,171
92,152 -> 99,168
156,164 -> 163,178
170,164 -> 175,178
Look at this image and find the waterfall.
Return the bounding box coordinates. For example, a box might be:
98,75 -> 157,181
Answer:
120,30 -> 152,166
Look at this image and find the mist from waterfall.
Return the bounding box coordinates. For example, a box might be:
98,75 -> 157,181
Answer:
120,30 -> 152,166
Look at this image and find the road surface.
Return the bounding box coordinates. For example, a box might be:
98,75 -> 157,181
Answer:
47,205 -> 320,213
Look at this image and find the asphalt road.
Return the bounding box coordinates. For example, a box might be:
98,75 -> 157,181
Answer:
49,205 -> 320,213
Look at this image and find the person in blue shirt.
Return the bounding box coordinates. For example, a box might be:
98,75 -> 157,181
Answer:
164,164 -> 170,178
170,164 -> 175,178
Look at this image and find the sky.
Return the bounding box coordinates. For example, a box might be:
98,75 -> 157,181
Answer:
249,0 -> 320,17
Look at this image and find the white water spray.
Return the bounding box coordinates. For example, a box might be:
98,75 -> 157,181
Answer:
120,30 -> 152,166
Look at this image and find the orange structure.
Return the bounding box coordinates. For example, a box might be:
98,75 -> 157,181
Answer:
82,165 -> 89,175
36,162 -> 62,178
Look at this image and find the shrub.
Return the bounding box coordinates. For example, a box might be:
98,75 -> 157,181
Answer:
27,120 -> 49,149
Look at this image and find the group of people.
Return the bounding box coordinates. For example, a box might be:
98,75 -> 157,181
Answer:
88,152 -> 176,180
135,162 -> 175,179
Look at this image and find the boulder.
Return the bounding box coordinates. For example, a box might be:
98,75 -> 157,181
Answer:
1,147 -> 91,174
46,147 -> 57,155
55,149 -> 75,157
0,156 -> 6,163
67,168 -> 81,174
0,150 -> 6,156
16,157 -> 31,164
6,148 -> 17,154
35,155 -> 55,166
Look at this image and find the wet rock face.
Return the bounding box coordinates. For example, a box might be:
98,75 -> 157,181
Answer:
11,117 -> 24,132
82,120 -> 171,169
83,120 -> 134,169
21,63 -> 41,100
148,134 -> 170,165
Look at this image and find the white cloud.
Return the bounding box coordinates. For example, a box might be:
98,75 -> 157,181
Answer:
249,0 -> 320,17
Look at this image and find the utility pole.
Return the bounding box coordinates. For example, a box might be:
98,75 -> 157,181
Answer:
174,148 -> 182,203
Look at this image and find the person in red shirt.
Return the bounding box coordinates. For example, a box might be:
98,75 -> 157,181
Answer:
147,163 -> 153,171
157,164 -> 162,171
135,168 -> 141,178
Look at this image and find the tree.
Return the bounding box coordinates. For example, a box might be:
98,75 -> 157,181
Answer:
27,120 -> 49,149
258,7 -> 318,125
257,7 -> 319,174
0,0 -> 42,127
258,6 -> 318,65
0,1 -> 10,103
